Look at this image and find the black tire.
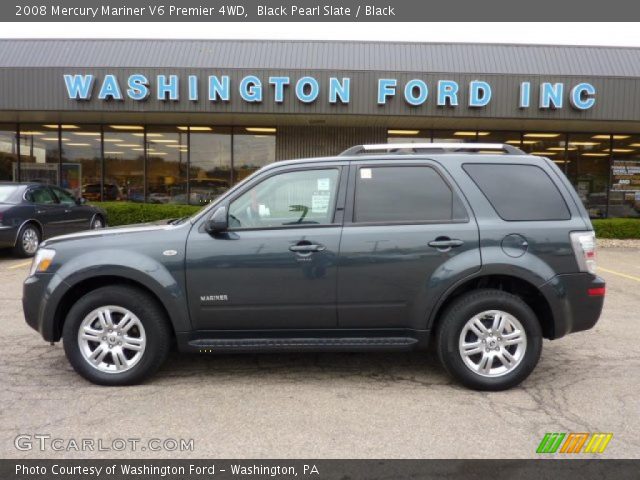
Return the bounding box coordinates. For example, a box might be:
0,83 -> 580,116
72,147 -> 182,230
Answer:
435,289 -> 542,391
62,285 -> 172,386
12,223 -> 41,258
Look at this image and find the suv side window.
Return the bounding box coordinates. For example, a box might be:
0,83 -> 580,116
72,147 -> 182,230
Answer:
463,163 -> 571,221
228,168 -> 340,229
28,187 -> 57,205
51,187 -> 76,206
353,165 -> 466,223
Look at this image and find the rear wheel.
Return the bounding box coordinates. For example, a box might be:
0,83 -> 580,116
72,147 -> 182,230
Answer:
436,289 -> 542,391
62,285 -> 171,386
13,223 -> 40,257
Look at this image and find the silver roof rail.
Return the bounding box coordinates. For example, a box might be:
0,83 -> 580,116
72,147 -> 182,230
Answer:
339,143 -> 525,156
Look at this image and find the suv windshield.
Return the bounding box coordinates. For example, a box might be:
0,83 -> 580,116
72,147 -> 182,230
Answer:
0,185 -> 19,203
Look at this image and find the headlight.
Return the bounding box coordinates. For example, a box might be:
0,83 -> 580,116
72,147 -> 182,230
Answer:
29,248 -> 56,277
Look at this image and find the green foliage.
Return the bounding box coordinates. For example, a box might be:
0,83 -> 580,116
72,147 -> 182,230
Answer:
92,202 -> 203,227
593,218 -> 640,239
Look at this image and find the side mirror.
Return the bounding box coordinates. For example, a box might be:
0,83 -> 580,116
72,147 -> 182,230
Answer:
76,197 -> 87,205
204,206 -> 228,234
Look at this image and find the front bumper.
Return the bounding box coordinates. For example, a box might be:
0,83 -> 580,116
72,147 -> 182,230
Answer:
23,272 -> 69,342
540,272 -> 606,339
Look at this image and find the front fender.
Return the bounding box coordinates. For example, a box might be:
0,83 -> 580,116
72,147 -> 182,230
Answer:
52,249 -> 190,335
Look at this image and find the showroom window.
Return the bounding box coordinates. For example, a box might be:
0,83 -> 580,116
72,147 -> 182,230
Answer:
609,134 -> 640,218
0,125 -> 18,182
60,125 -> 101,199
103,126 -> 144,202
233,127 -> 276,182
387,129 -> 431,143
146,126 -> 188,204
18,124 -> 61,184
483,131 -> 522,150
520,132 -> 567,165
188,126 -> 232,205
566,133 -> 611,218
433,129 -> 480,143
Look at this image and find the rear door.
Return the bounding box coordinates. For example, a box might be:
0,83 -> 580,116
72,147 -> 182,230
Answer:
337,160 -> 481,331
25,186 -> 67,239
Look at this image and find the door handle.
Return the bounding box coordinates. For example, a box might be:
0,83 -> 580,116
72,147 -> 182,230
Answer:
428,238 -> 464,249
289,243 -> 326,253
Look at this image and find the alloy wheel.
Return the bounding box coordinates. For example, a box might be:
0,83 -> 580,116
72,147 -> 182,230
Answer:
22,227 -> 39,255
77,306 -> 146,374
458,310 -> 527,377
91,217 -> 104,229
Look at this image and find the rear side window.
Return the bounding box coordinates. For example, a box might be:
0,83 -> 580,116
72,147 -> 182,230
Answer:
354,165 -> 467,223
463,164 -> 570,221
29,187 -> 57,205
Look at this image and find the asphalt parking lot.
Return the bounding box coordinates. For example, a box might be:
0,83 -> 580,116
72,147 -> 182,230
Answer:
1,246 -> 639,459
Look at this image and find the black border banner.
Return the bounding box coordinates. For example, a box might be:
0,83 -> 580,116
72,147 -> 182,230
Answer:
5,0 -> 640,22
3,459 -> 640,480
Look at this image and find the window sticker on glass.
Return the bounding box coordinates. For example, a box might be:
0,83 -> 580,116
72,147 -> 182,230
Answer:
317,178 -> 331,191
258,204 -> 271,217
311,192 -> 330,213
360,168 -> 372,179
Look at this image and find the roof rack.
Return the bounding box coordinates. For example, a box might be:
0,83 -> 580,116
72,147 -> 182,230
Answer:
339,143 -> 525,156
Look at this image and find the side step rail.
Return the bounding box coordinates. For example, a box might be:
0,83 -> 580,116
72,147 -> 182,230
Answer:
188,337 -> 418,353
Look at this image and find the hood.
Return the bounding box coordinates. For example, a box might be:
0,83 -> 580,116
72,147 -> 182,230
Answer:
41,219 -> 186,247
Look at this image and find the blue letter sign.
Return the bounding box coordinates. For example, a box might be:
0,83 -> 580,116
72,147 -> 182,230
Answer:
570,83 -> 596,110
64,74 -> 95,100
469,81 -> 491,107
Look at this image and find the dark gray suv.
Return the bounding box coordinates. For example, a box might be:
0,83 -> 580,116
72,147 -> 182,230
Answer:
23,143 -> 605,390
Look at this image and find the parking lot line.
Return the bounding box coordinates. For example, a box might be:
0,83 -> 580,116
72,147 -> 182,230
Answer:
7,261 -> 31,270
598,267 -> 640,283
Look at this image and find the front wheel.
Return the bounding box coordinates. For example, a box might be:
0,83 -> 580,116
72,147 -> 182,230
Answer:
436,289 -> 542,391
62,286 -> 172,386
90,215 -> 105,229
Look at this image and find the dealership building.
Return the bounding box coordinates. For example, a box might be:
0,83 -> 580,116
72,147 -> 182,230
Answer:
0,39 -> 639,217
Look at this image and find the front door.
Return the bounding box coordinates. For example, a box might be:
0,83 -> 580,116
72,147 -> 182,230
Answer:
186,166 -> 345,330
50,186 -> 90,234
337,162 -> 481,331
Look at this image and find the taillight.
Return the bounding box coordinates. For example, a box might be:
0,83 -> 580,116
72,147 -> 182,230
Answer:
570,231 -> 597,274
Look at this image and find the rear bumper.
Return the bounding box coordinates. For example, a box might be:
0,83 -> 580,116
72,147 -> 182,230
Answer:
0,225 -> 17,247
540,273 -> 606,339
